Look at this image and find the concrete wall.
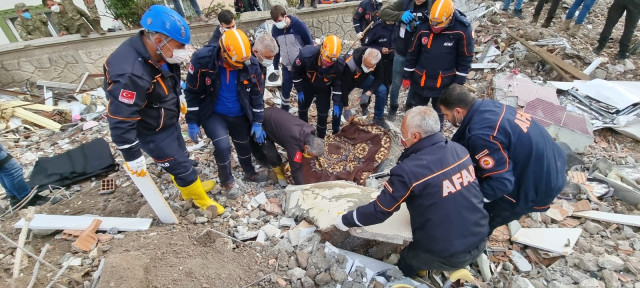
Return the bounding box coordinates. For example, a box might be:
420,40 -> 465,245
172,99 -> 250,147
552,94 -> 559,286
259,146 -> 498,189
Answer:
0,2 -> 359,89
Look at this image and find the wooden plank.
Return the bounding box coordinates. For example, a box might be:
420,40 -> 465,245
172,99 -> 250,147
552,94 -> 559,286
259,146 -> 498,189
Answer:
511,228 -> 582,255
0,101 -> 69,112
573,210 -> 640,227
507,31 -> 589,81
36,80 -> 79,90
471,63 -> 499,69
125,169 -> 178,224
14,214 -> 152,231
11,108 -> 62,131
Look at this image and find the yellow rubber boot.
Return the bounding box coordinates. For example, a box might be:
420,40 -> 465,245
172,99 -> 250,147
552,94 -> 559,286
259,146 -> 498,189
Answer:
273,166 -> 287,186
173,177 -> 225,215
202,179 -> 215,193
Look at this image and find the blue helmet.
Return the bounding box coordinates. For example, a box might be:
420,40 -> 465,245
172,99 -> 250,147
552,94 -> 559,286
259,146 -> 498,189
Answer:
140,5 -> 190,45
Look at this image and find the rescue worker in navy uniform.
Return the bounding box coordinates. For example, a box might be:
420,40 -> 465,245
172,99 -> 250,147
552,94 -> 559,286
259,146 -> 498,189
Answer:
184,29 -> 267,199
439,84 -> 567,231
292,35 -> 345,139
332,47 -> 388,133
104,5 -> 224,214
335,106 -> 488,277
362,19 -> 395,118
402,0 -> 473,127
378,0 -> 431,121
353,0 -> 382,43
251,107 -> 325,186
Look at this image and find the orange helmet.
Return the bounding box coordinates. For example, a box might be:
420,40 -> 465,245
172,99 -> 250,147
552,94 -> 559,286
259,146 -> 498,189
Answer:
219,29 -> 251,69
321,35 -> 341,62
430,0 -> 454,33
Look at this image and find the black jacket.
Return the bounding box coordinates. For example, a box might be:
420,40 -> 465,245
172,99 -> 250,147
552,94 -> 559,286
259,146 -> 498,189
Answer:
379,0 -> 431,56
104,31 -> 181,161
342,133 -> 489,258
403,10 -> 474,97
340,46 -> 384,97
262,107 -> 316,185
291,45 -> 346,106
353,0 -> 382,33
184,44 -> 265,125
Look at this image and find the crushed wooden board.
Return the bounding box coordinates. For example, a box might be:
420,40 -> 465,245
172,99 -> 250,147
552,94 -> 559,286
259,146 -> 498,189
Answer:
558,218 -> 581,228
568,171 -> 587,184
525,248 -> 561,266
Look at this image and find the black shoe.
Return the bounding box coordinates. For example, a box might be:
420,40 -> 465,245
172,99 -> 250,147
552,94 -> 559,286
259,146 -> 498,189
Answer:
511,9 -> 524,19
530,15 -> 539,24
9,196 -> 20,207
387,105 -> 398,122
541,19 -> 552,28
11,194 -> 50,208
373,117 -> 391,130
297,2 -> 304,9
244,172 -> 268,183
593,43 -> 606,55
311,0 -> 317,8
222,182 -> 241,199
616,51 -> 630,60
360,104 -> 369,117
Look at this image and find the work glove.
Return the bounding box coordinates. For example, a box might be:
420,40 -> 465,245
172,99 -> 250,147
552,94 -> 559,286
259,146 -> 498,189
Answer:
297,91 -> 305,103
402,79 -> 411,90
359,92 -> 370,105
187,123 -> 202,142
124,155 -> 147,177
333,105 -> 341,117
406,21 -> 419,32
334,215 -> 349,231
251,122 -> 266,144
357,32 -> 363,39
401,10 -> 415,24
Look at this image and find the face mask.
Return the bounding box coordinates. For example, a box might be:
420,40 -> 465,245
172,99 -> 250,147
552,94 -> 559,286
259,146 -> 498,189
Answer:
361,63 -> 374,73
257,51 -> 273,67
275,19 -> 286,29
50,5 -> 60,13
321,59 -> 334,67
220,26 -> 235,33
431,24 -> 446,33
155,36 -> 189,64
453,112 -> 462,127
22,12 -> 31,19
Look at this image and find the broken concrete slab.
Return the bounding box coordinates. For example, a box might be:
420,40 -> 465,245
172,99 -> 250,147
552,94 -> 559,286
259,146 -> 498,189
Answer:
285,181 -> 412,244
510,250 -> 533,272
511,228 -> 582,255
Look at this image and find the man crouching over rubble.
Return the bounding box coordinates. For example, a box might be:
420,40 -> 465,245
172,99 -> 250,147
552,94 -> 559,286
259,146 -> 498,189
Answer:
334,106 -> 489,277
103,5 -> 224,215
439,84 -> 567,232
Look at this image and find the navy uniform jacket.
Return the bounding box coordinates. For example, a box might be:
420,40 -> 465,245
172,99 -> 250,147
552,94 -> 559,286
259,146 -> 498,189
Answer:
353,0 -> 382,34
452,100 -> 567,213
104,31 -> 182,162
379,0 -> 431,56
342,133 -> 489,258
362,20 -> 394,52
262,107 -> 316,185
184,44 -> 265,125
403,10 -> 473,98
340,46 -> 384,97
291,45 -> 345,106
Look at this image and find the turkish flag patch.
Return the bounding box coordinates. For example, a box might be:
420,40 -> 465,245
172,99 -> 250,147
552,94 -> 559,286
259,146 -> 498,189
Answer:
205,77 -> 211,85
188,64 -> 194,74
118,89 -> 136,104
294,151 -> 303,163
296,58 -> 301,66
422,37 -> 428,44
358,7 -> 362,12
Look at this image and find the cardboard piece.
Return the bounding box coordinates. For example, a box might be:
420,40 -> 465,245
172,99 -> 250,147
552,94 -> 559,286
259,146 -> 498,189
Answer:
511,228 -> 582,255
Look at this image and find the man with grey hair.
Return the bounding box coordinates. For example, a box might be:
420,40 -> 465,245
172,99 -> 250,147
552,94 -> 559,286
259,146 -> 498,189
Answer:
335,106 -> 488,277
251,107 -> 324,185
333,46 -> 388,133
253,34 -> 279,73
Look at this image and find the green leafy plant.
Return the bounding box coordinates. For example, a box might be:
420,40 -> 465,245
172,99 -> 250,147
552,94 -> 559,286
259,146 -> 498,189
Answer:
103,0 -> 160,28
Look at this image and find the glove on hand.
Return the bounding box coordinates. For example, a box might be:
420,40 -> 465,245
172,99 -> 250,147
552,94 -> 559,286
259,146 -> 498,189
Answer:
359,93 -> 370,105
251,122 -> 266,144
401,10 -> 415,24
333,105 -> 341,117
125,155 -> 147,177
334,215 -> 349,231
297,91 -> 305,103
402,79 -> 411,90
187,123 -> 202,142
